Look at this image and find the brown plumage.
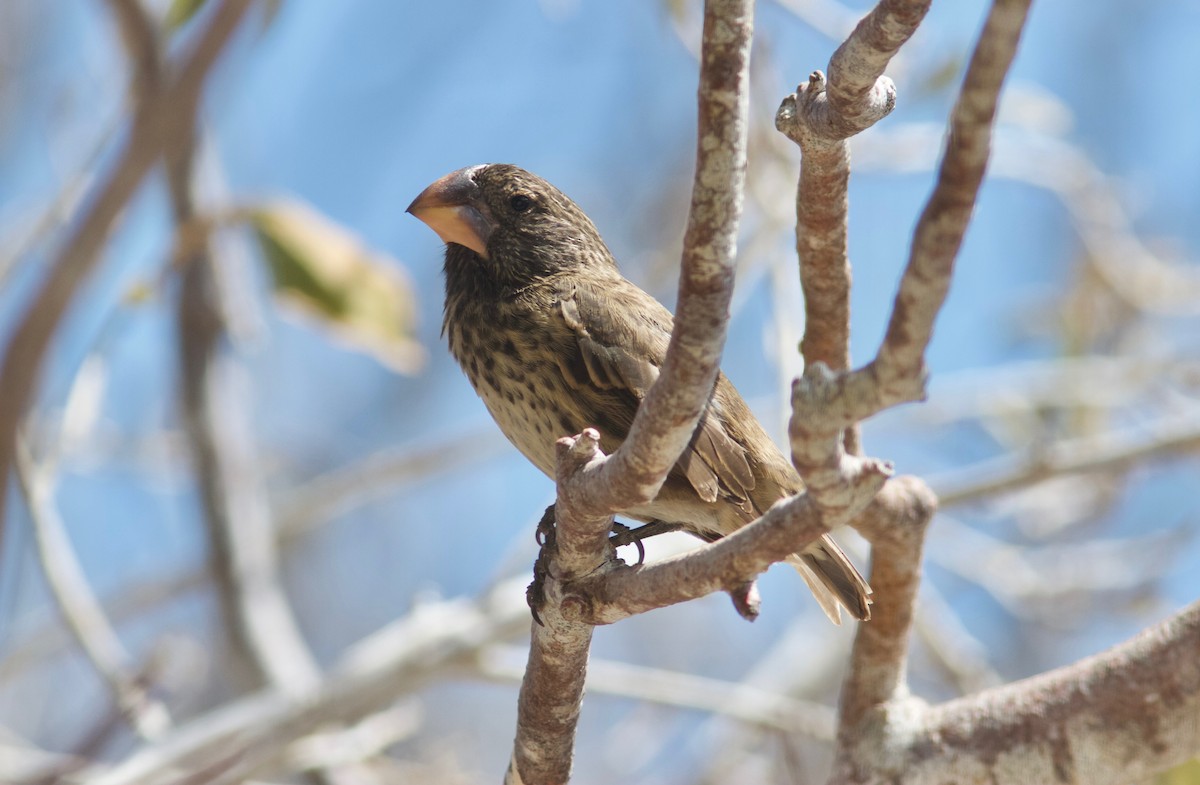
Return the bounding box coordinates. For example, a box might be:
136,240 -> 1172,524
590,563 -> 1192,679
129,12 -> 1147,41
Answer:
408,163 -> 871,623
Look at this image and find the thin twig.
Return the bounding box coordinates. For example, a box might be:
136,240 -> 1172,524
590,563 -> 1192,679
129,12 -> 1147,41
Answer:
477,645 -> 837,740
13,439 -> 172,741
276,428 -> 509,540
932,413 -> 1200,507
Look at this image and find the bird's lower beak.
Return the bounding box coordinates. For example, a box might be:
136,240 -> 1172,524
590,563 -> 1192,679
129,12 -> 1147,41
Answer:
406,166 -> 493,259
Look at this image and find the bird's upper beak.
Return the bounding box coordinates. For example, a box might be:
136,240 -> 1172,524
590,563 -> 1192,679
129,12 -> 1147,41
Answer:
406,166 -> 493,259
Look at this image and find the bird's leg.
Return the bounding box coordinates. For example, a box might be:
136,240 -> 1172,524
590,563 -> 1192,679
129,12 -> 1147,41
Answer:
526,504 -> 559,625
608,520 -> 683,566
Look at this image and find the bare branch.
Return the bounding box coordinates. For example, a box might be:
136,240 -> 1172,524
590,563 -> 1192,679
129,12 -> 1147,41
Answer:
777,0 -> 931,147
476,645 -> 837,740
506,3 -> 755,781
561,468 -> 887,625
0,0 -> 255,549
174,138 -> 321,699
505,434 -> 606,785
276,428 -> 509,540
873,0 -> 1031,397
780,0 -> 1030,457
820,0 -> 1036,782
835,476 -> 935,732
793,118 -> 853,382
0,571 -> 206,687
79,579 -> 530,785
285,703 -> 422,774
896,601 -> 1200,785
933,413 -> 1200,507
825,0 -> 929,133
927,516 -> 1187,618
773,1 -> 929,451
576,0 -> 754,514
14,440 -> 172,741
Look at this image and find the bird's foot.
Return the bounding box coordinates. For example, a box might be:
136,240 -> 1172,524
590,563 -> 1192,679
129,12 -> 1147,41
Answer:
527,505 -> 558,625
608,520 -> 682,566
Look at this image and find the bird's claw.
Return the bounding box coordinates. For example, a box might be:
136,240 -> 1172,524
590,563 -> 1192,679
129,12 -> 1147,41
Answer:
534,504 -> 556,547
609,522 -> 644,565
527,505 -> 558,625
607,520 -> 681,566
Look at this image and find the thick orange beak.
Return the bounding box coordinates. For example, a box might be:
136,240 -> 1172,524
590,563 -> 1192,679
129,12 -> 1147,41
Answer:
406,165 -> 493,258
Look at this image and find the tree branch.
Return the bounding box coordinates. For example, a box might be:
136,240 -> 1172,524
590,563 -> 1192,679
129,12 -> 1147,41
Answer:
506,1 -> 755,781
14,439 -> 172,741
932,412 -> 1200,507
775,1 -> 928,456
78,579 -> 530,785
894,602 -> 1200,785
835,476 -> 935,731
824,0 -> 1035,780
561,466 -> 887,625
570,0 -> 754,515
0,0 -> 254,553
873,0 -> 1030,394
172,121 -> 322,701
475,645 -> 837,740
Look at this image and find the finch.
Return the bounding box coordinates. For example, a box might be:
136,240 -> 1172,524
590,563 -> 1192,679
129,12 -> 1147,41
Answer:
408,164 -> 871,623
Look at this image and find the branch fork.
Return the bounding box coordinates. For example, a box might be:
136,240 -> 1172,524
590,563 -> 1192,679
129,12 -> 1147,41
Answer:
777,69 -> 897,148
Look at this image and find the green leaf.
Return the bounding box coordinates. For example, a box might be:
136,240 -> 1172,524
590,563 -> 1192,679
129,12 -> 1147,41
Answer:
250,200 -> 425,374
165,0 -> 208,31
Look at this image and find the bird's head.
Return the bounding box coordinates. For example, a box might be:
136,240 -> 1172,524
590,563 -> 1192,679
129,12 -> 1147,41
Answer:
407,164 -> 616,288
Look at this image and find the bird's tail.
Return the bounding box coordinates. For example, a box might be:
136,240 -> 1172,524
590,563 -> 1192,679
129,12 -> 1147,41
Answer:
786,535 -> 872,625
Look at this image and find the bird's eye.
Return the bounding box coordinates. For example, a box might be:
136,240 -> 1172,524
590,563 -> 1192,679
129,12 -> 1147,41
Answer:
509,194 -> 533,212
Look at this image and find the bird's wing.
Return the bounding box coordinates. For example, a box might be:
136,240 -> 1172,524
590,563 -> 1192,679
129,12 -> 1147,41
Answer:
549,277 -> 755,507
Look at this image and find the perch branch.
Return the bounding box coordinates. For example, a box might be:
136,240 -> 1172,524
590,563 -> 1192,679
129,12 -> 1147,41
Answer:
506,2 -> 754,782
572,0 -> 754,515
561,463 -> 888,626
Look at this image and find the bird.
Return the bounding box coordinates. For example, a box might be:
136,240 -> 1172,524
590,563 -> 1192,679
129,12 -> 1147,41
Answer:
407,163 -> 871,623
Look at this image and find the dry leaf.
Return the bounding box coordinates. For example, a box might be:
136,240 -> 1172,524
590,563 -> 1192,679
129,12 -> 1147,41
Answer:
250,200 -> 425,374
